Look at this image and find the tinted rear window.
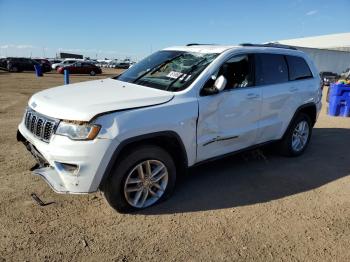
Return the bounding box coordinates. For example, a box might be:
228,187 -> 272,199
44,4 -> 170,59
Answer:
286,55 -> 313,81
255,54 -> 288,85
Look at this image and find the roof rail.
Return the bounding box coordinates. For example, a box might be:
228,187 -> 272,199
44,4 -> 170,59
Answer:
186,43 -> 215,46
239,43 -> 297,50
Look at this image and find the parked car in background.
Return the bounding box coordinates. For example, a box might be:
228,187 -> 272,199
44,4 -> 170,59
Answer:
108,60 -> 119,68
57,62 -> 102,75
0,58 -> 7,70
319,71 -> 339,86
85,60 -> 98,65
96,60 -> 112,68
33,58 -> 52,72
48,59 -> 62,65
0,57 -> 51,72
17,43 -> 322,213
340,68 -> 350,80
108,62 -> 115,68
128,61 -> 136,68
96,61 -> 107,68
115,62 -> 130,69
52,59 -> 81,70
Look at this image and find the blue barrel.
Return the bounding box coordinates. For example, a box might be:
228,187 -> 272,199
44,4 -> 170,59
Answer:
328,83 -> 350,117
34,64 -> 43,77
64,69 -> 69,85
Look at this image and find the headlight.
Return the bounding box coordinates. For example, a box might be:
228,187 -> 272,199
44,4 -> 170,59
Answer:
56,121 -> 101,140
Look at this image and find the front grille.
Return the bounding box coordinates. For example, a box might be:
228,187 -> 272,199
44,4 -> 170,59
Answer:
24,108 -> 59,143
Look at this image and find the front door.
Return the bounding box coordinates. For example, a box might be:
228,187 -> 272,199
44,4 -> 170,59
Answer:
197,54 -> 262,162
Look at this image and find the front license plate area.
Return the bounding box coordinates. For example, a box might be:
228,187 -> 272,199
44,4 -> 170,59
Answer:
18,130 -> 49,168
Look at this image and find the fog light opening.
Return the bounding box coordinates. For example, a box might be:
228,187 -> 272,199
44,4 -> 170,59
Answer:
55,162 -> 79,175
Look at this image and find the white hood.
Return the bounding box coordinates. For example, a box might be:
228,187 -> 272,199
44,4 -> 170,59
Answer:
28,78 -> 174,121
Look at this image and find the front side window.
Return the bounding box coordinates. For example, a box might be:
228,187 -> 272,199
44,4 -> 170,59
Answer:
286,55 -> 313,81
255,54 -> 288,85
218,55 -> 254,89
114,50 -> 219,92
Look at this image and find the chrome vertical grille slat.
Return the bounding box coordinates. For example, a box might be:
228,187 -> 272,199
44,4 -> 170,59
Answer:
23,108 -> 59,143
35,118 -> 43,136
30,115 -> 37,133
25,112 -> 32,127
40,119 -> 47,138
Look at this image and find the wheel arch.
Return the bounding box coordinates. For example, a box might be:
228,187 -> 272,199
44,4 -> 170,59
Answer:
99,131 -> 188,189
283,102 -> 317,138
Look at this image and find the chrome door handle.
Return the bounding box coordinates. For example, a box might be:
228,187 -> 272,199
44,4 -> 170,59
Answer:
246,93 -> 260,99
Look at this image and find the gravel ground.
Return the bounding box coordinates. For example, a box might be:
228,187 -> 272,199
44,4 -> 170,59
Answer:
0,69 -> 349,261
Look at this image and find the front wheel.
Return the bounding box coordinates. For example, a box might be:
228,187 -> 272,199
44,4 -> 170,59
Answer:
90,70 -> 96,76
279,113 -> 312,157
103,145 -> 177,213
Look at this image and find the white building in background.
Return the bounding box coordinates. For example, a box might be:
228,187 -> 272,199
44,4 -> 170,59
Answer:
274,32 -> 350,74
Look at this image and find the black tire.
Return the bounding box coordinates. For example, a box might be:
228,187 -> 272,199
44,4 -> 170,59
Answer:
278,113 -> 312,157
103,145 -> 177,213
10,66 -> 18,72
90,70 -> 96,76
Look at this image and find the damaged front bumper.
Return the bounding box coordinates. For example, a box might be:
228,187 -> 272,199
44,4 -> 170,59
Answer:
17,121 -> 115,194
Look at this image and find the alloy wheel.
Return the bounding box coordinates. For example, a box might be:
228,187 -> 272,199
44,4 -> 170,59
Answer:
291,120 -> 310,152
124,160 -> 168,208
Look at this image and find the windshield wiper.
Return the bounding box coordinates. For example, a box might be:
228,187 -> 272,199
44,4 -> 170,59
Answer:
132,53 -> 184,84
166,57 -> 208,91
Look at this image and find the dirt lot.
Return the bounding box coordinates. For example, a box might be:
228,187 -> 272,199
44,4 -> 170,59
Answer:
0,69 -> 349,261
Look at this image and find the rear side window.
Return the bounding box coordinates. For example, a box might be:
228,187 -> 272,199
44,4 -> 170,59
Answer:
286,55 -> 313,80
255,54 -> 288,85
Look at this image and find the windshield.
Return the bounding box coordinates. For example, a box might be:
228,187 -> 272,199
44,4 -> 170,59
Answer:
114,50 -> 218,92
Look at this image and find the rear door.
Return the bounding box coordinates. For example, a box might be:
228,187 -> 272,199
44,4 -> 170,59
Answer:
254,53 -> 291,143
255,53 -> 313,143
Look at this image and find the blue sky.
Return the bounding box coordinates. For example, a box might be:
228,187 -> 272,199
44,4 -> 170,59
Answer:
0,0 -> 349,59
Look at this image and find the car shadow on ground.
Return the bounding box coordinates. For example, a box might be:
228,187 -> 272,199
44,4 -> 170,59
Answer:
139,128 -> 350,215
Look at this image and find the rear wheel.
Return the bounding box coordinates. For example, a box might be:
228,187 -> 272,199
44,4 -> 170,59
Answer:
279,113 -> 312,157
103,145 -> 176,213
90,70 -> 96,76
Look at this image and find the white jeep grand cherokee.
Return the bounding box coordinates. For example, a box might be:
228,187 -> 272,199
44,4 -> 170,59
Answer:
17,43 -> 322,213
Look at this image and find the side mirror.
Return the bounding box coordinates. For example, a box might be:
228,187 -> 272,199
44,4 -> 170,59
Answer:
200,75 -> 227,96
214,75 -> 227,92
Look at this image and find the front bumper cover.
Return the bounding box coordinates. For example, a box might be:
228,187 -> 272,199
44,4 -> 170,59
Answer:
17,121 -> 115,194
